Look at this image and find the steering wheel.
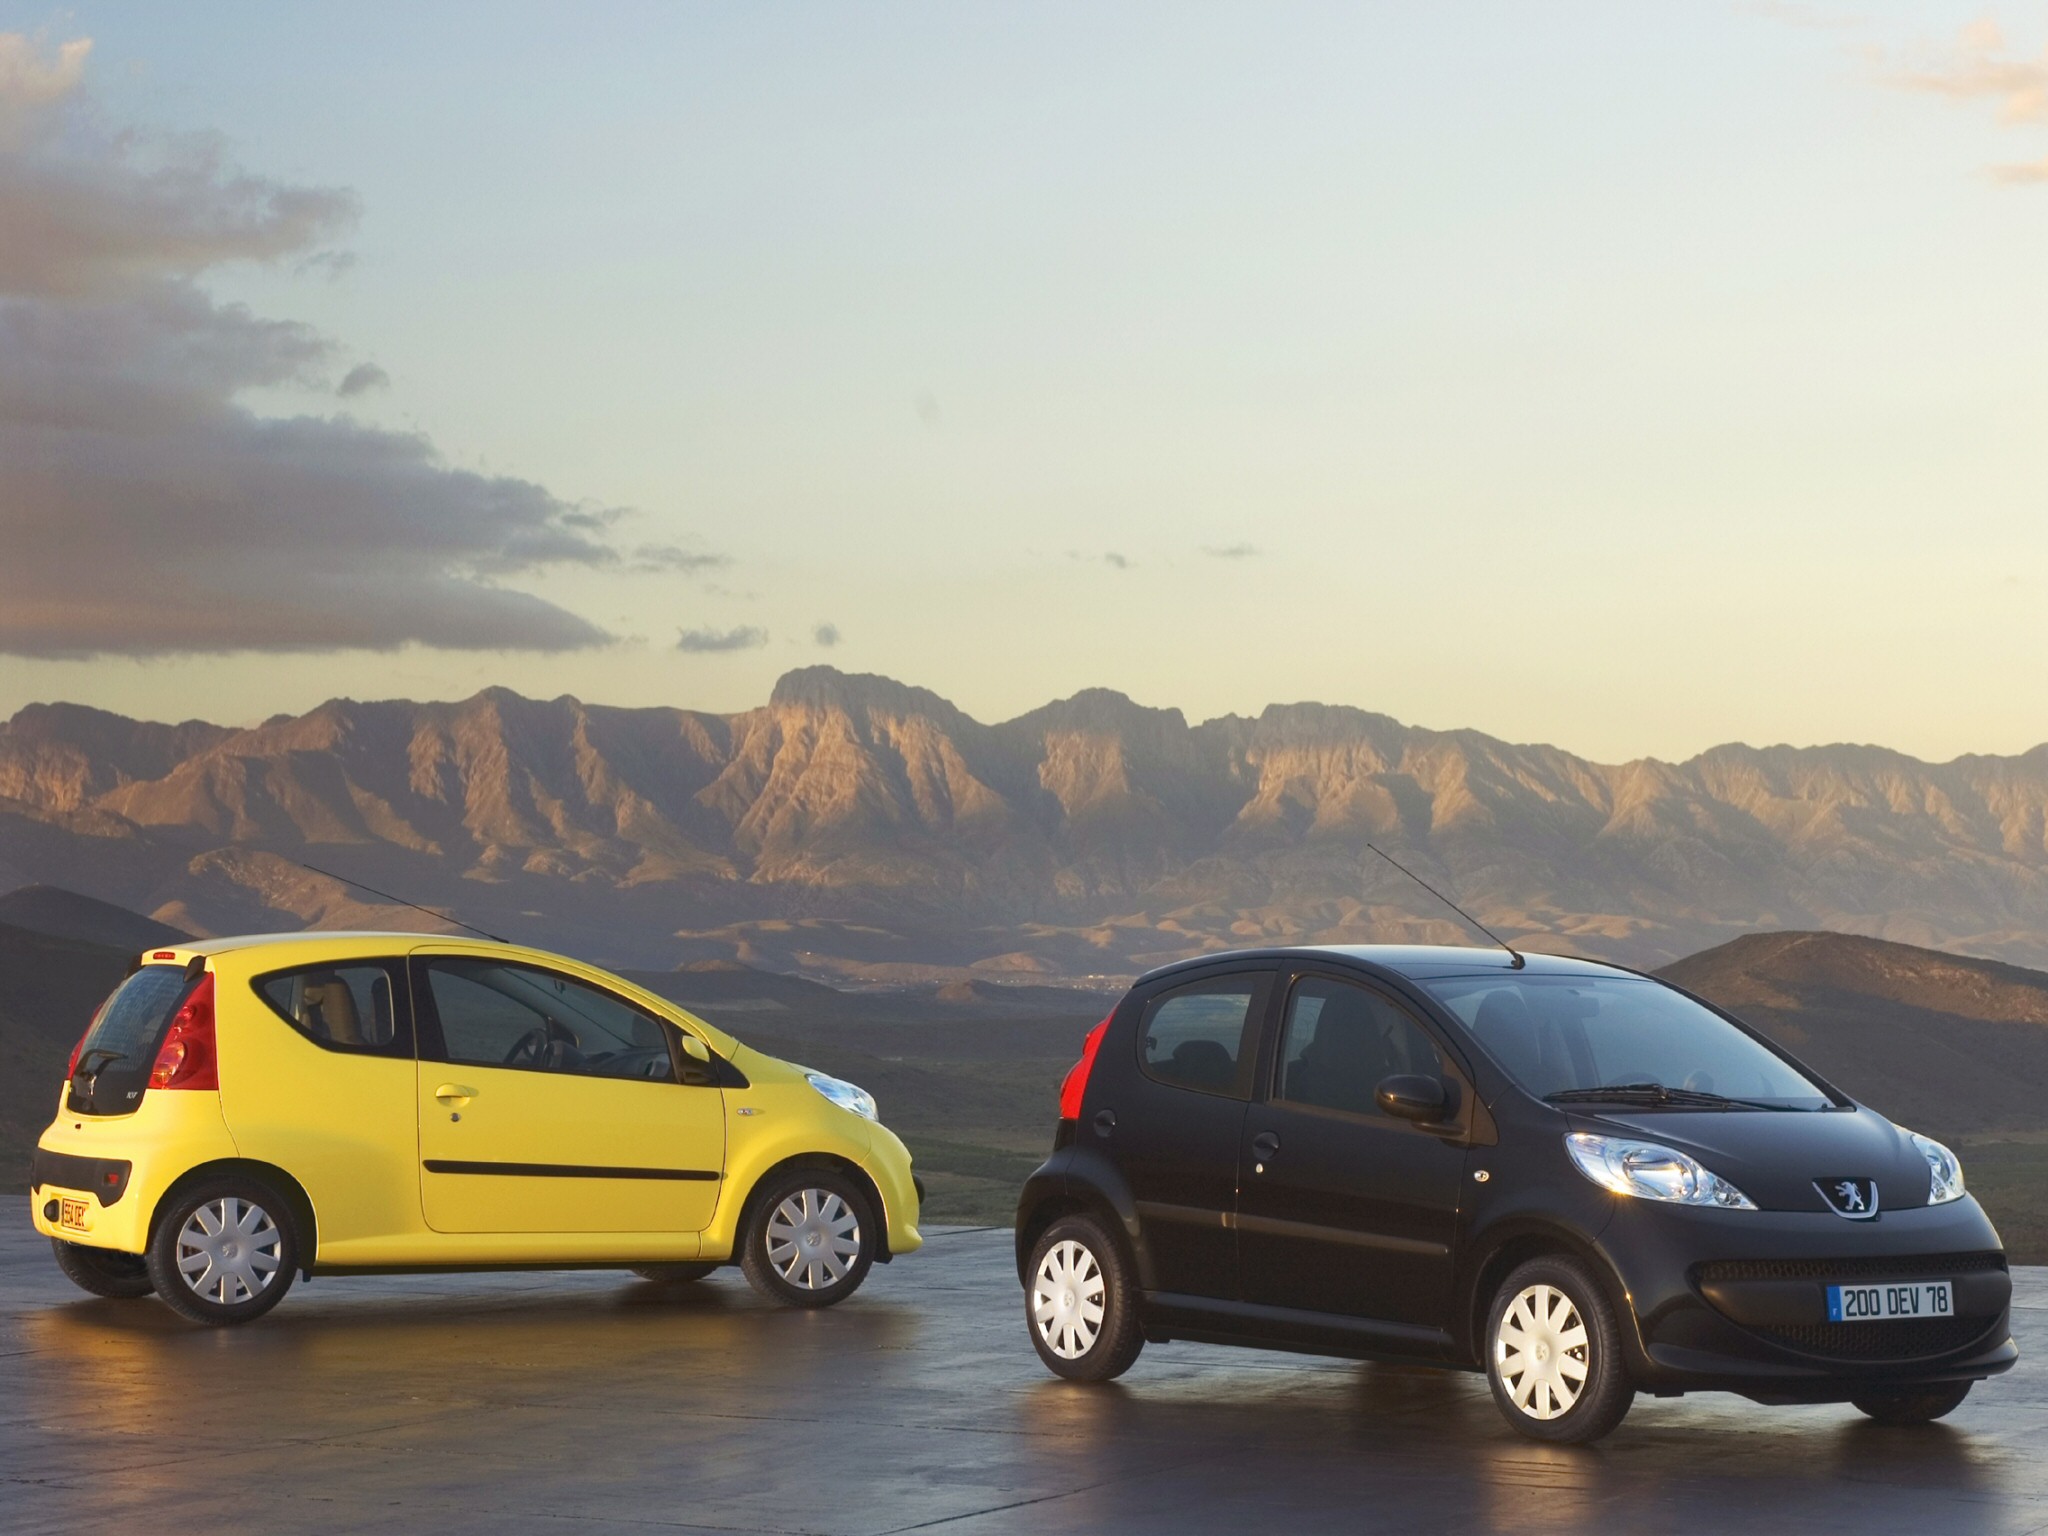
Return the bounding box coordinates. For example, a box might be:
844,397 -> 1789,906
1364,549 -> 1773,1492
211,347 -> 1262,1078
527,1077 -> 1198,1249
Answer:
503,1015 -> 580,1069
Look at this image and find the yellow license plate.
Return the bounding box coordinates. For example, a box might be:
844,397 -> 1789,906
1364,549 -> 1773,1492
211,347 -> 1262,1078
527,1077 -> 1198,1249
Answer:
58,1197 -> 90,1233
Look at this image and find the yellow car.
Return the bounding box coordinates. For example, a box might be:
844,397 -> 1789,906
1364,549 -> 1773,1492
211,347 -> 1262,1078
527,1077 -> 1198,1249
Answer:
29,932 -> 922,1324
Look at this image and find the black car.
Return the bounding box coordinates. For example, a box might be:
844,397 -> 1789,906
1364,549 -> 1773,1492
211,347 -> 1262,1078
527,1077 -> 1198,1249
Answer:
1014,945 -> 2016,1443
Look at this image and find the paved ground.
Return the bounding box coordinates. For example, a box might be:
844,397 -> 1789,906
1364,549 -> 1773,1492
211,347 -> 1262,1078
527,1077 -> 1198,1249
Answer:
2,1224 -> 2044,1535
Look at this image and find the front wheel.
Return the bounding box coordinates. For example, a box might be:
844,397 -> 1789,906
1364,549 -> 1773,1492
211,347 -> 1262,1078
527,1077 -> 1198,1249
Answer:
739,1168 -> 876,1308
1485,1255 -> 1634,1443
52,1238 -> 155,1299
1025,1214 -> 1144,1382
1852,1382 -> 1972,1425
146,1176 -> 299,1326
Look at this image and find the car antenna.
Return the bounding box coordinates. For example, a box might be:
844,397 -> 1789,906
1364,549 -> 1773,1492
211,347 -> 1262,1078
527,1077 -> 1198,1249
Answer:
1364,843 -> 1524,969
299,861 -> 510,945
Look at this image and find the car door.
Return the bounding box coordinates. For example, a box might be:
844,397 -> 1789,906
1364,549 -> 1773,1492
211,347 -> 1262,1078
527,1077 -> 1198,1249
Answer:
411,948 -> 725,1235
1089,967 -> 1275,1300
1235,969 -> 1468,1329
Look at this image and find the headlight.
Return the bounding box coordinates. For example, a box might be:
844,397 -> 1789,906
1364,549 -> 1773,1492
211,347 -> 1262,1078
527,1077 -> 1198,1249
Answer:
1909,1132 -> 1966,1206
1565,1132 -> 1756,1210
806,1072 -> 877,1121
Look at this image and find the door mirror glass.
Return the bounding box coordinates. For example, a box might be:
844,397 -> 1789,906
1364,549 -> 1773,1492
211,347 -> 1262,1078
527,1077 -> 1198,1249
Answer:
1375,1073 -> 1449,1122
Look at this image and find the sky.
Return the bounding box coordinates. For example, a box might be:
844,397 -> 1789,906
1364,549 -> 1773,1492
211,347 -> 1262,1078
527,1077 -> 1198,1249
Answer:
1,2 -> 2045,765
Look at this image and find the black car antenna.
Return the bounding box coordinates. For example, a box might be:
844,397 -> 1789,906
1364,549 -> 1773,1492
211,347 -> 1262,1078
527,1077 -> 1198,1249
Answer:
1364,843 -> 1524,969
299,861 -> 509,945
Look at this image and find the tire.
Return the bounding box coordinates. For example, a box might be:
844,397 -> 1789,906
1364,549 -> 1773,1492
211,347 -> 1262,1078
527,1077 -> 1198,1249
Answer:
631,1263 -> 719,1284
51,1238 -> 155,1299
1852,1382 -> 1972,1425
146,1176 -> 299,1326
738,1167 -> 877,1308
1024,1214 -> 1144,1383
1485,1255 -> 1634,1444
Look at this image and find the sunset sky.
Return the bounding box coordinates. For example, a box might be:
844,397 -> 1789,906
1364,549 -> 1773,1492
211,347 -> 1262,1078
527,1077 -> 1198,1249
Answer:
3,2 -> 2046,764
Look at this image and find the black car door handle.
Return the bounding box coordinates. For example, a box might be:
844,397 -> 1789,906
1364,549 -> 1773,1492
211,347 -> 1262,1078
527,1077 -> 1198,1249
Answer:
1250,1131 -> 1280,1159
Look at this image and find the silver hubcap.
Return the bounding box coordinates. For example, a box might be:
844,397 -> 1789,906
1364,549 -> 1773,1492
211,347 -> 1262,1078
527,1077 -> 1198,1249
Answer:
1032,1239 -> 1106,1360
176,1197 -> 283,1307
1494,1283 -> 1590,1420
764,1188 -> 861,1290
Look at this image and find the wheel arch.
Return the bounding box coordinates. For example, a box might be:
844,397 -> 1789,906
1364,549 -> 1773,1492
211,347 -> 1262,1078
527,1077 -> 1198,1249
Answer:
732,1152 -> 892,1262
148,1158 -> 320,1278
1460,1221 -> 1642,1371
1014,1153 -> 1147,1289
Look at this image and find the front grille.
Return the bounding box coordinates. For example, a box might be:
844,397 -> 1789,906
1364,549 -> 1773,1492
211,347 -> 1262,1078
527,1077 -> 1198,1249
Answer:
1697,1252 -> 2006,1285
1756,1316 -> 1997,1362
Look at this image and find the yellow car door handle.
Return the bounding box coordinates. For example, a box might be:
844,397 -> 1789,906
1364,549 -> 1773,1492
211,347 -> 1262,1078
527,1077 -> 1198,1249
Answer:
434,1084 -> 477,1104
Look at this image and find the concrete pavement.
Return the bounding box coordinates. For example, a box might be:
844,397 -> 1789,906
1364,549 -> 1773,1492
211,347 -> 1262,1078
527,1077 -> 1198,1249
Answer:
3,1223 -> 2044,1534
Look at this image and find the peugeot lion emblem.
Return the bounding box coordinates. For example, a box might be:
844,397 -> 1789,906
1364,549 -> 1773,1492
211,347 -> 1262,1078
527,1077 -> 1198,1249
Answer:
1817,1177 -> 1880,1219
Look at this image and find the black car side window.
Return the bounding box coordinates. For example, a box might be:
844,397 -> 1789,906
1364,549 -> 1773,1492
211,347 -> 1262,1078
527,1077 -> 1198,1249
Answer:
254,961 -> 412,1058
1136,974 -> 1268,1099
1276,976 -> 1442,1117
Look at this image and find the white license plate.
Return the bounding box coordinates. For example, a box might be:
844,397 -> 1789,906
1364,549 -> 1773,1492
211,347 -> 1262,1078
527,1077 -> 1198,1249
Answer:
1827,1280 -> 1952,1322
57,1197 -> 90,1233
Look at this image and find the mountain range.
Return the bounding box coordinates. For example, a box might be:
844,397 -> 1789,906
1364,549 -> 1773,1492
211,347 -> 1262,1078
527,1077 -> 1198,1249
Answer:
5,667 -> 2048,978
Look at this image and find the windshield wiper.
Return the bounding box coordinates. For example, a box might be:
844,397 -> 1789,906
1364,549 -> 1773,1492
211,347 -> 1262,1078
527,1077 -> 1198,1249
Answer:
1545,1082 -> 1799,1111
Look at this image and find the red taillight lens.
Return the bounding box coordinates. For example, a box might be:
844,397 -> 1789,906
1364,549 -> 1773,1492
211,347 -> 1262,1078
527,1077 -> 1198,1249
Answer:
150,973 -> 218,1091
1058,1017 -> 1111,1120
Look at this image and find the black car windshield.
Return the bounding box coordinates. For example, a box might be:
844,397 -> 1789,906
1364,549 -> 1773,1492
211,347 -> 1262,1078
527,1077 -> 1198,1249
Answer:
1416,974 -> 1833,1110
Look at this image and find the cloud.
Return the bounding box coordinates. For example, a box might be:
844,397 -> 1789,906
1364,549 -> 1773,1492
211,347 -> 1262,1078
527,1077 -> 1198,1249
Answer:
1888,20 -> 2048,124
1202,542 -> 1260,559
677,625 -> 768,653
336,361 -> 389,397
1991,153 -> 2048,183
813,622 -> 841,647
1103,552 -> 1132,570
0,34 -> 684,658
629,544 -> 730,574
1883,19 -> 2048,184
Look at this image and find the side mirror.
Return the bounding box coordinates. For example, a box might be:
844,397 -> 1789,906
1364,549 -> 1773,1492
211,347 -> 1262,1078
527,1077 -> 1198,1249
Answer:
679,1034 -> 711,1064
1375,1073 -> 1449,1122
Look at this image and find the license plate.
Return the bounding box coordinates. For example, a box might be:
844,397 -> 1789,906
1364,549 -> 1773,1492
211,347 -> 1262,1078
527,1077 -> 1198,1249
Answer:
57,1197 -> 90,1233
1827,1280 -> 1952,1322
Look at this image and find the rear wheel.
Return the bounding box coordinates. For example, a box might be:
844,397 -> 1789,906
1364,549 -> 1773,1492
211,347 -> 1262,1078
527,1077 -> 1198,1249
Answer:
146,1176 -> 298,1326
1025,1214 -> 1144,1382
1852,1382 -> 1972,1425
51,1238 -> 155,1299
631,1263 -> 718,1284
1485,1256 -> 1634,1443
739,1168 -> 876,1308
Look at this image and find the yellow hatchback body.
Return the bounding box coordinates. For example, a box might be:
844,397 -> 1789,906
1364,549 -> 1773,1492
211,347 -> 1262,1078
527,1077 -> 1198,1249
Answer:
30,932 -> 921,1324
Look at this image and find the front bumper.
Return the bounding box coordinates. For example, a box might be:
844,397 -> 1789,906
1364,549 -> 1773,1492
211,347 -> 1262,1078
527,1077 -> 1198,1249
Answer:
1599,1195 -> 2017,1400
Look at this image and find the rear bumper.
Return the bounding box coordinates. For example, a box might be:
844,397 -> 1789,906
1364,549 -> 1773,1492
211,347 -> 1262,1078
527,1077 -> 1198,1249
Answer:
28,1093 -> 238,1254
1600,1195 -> 2018,1399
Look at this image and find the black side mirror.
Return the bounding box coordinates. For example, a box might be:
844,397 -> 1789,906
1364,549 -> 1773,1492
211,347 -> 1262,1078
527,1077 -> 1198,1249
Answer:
1375,1073 -> 1449,1122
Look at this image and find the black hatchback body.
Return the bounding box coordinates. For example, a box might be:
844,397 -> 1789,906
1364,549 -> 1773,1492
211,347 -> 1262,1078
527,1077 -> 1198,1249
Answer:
1014,945 -> 2016,1442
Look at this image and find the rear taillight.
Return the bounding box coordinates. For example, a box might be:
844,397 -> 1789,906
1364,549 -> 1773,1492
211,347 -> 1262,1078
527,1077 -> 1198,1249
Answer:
149,973 -> 218,1090
1058,1016 -> 1111,1120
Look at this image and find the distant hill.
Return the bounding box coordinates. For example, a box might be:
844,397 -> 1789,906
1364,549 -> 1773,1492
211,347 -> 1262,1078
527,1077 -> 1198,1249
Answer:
0,884 -> 188,953
7,667 -> 2048,981
1660,930 -> 2048,1260
0,922 -> 132,1180
1657,931 -> 2048,1140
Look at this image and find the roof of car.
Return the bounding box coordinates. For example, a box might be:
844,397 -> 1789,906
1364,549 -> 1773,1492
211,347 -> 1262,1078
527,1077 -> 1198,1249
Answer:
140,930 -> 508,959
1136,943 -> 1630,985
